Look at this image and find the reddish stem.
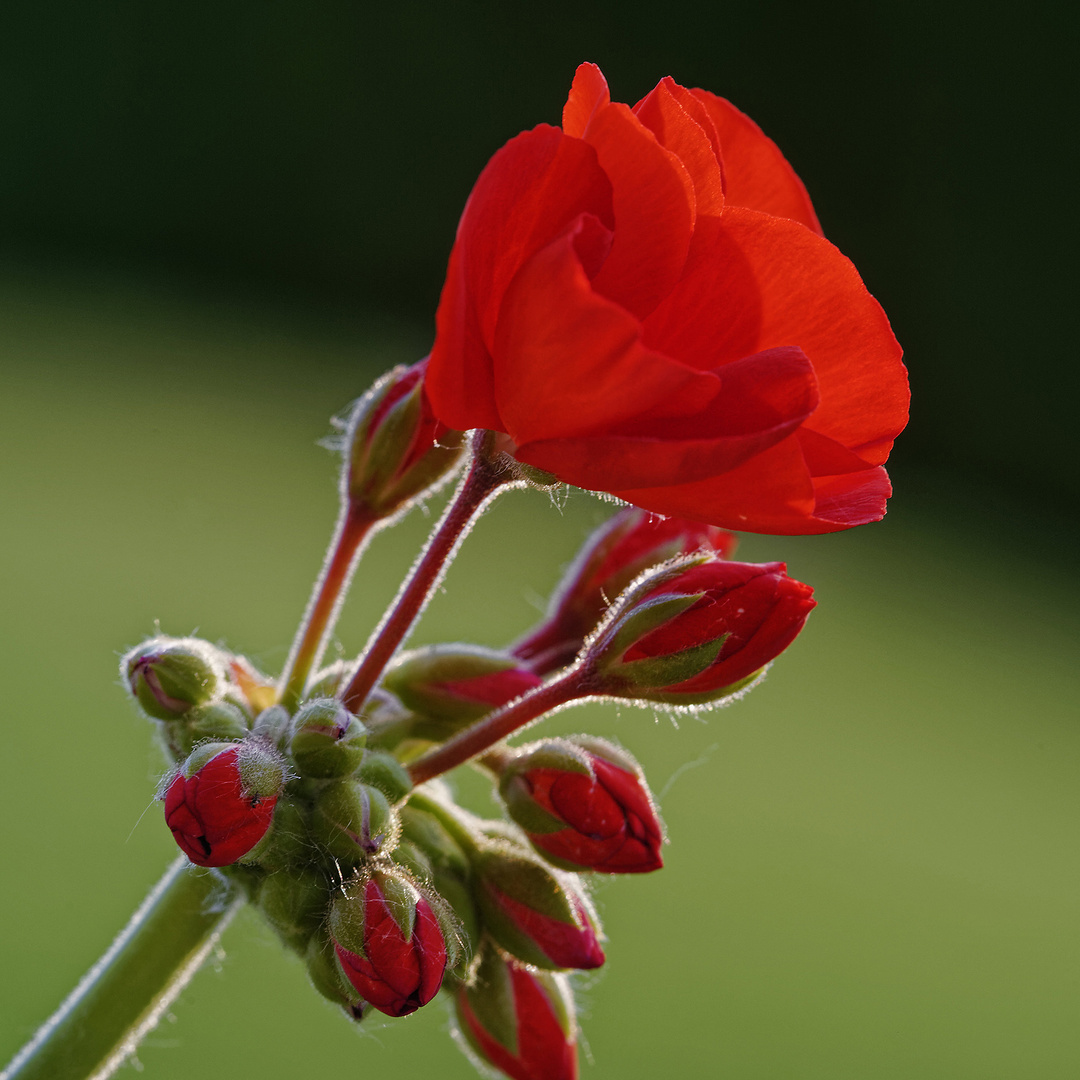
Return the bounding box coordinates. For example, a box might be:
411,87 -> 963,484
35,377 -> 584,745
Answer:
340,433 -> 511,712
408,668 -> 591,785
279,504 -> 378,711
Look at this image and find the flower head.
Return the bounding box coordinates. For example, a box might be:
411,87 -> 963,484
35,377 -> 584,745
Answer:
427,63 -> 907,534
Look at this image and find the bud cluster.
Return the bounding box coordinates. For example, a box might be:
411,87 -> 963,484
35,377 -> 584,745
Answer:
118,368 -> 818,1080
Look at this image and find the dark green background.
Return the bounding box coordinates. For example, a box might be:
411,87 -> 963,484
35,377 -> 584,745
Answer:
1,3 -> 1078,1078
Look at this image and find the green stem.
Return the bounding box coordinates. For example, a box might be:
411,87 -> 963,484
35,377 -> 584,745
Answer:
2,857 -> 242,1080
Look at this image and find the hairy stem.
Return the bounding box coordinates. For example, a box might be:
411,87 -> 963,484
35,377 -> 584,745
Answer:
1,858 -> 241,1080
340,432 -> 513,711
279,504 -> 380,712
408,669 -> 589,785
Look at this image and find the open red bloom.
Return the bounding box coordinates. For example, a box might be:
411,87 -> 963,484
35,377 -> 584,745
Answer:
427,63 -> 908,534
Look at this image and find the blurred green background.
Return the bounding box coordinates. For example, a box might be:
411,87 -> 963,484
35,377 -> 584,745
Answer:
2,3 -> 1078,1078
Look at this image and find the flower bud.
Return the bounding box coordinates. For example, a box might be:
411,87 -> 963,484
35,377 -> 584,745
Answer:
356,750 -> 412,803
163,740 -> 286,866
513,508 -> 737,674
499,737 -> 663,874
253,704 -> 292,749
343,360 -> 464,519
456,942 -> 578,1080
123,636 -> 225,720
312,780 -> 397,863
328,867 -> 450,1016
474,848 -> 604,971
258,867 -> 331,953
585,556 -> 816,705
383,645 -> 542,740
289,698 -> 367,779
398,803 -> 471,877
156,700 -> 250,762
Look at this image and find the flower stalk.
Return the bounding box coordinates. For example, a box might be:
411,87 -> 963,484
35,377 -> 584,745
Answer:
1,858 -> 241,1080
408,669 -> 591,785
278,504 -> 379,712
340,431 -> 516,712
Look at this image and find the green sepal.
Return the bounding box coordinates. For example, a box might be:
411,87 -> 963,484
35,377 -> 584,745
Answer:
305,930 -> 363,1011
462,941 -> 519,1055
432,869 -> 480,970
593,592 -> 704,669
607,633 -> 727,691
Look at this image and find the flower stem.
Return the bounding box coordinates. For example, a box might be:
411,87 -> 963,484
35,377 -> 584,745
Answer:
408,669 -> 590,785
340,432 -> 512,711
1,857 -> 241,1080
278,503 -> 380,712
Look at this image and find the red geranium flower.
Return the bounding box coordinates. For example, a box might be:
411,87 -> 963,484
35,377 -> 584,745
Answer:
426,63 -> 908,534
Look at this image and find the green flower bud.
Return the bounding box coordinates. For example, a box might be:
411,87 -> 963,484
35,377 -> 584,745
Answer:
123,636 -> 225,720
391,839 -> 435,882
162,701 -> 249,761
258,868 -> 331,953
289,698 -> 367,779
356,750 -> 411,803
312,780 -> 397,864
253,704 -> 292,749
398,802 -> 471,877
343,361 -> 464,520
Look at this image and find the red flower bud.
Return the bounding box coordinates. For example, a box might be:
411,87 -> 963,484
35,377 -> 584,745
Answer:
329,869 -> 449,1017
426,63 -> 908,535
500,738 -> 663,874
343,359 -> 463,519
513,507 -> 736,673
384,645 -> 543,740
163,741 -> 285,866
475,849 -> 604,971
587,556 -> 815,704
456,943 -> 578,1080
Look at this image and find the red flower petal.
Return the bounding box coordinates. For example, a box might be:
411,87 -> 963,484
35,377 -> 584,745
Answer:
428,125 -> 612,432
690,89 -> 823,234
562,62 -> 610,138
578,100 -> 696,319
643,209 -> 908,463
634,77 -> 725,217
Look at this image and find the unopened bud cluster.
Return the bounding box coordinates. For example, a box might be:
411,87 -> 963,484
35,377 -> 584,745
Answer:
121,376 -> 816,1080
